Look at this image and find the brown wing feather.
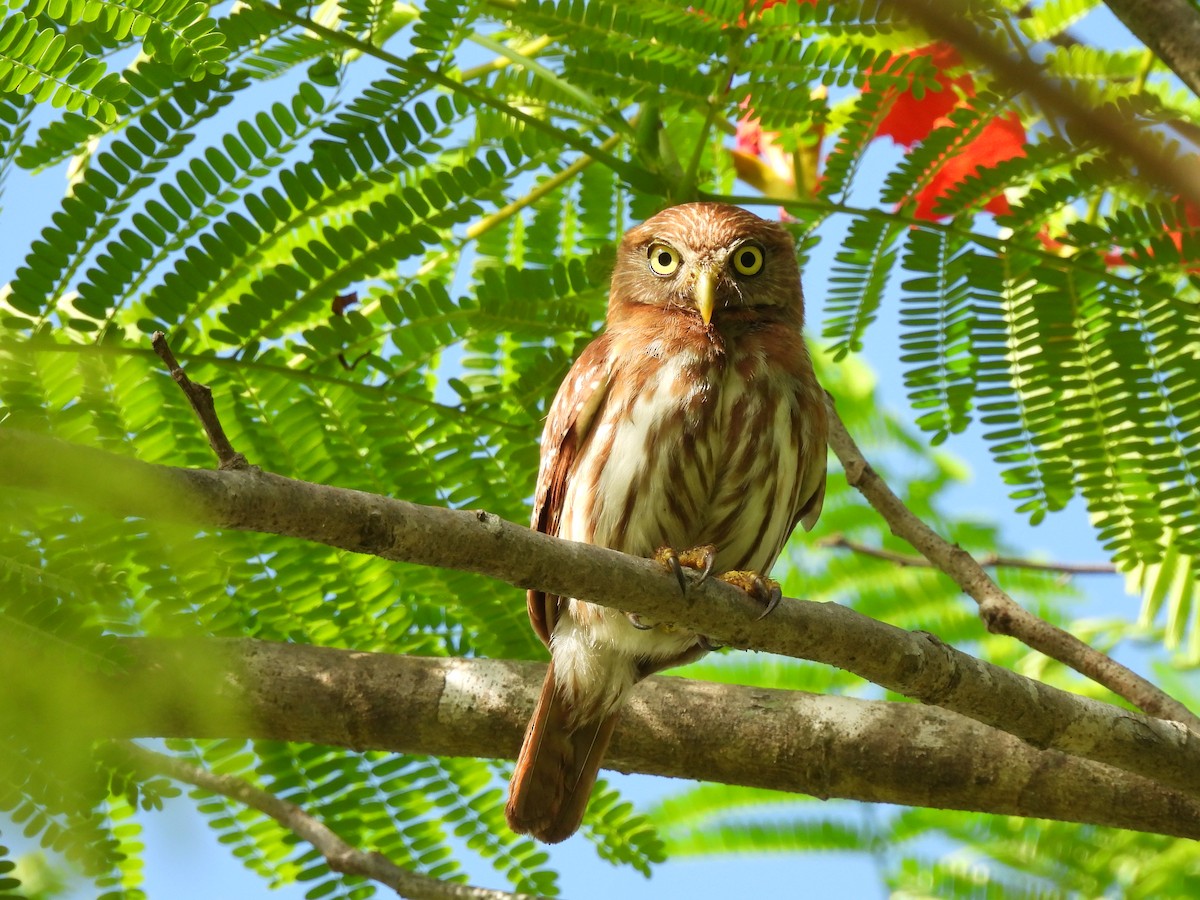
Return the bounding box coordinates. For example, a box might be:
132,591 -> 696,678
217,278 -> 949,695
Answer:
505,660 -> 621,843
795,449 -> 827,533
526,335 -> 613,646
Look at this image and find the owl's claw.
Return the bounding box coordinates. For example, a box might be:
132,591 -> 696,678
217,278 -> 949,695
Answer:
626,613 -> 654,630
758,582 -> 784,619
717,570 -> 783,620
694,547 -> 718,584
654,544 -> 718,595
665,551 -> 687,594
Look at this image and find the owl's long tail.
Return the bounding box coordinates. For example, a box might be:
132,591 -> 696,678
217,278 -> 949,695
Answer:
505,661 -> 621,844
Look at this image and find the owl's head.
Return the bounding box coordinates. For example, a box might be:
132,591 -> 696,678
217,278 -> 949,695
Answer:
610,202 -> 803,327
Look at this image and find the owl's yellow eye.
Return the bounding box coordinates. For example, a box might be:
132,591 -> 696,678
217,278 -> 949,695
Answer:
732,243 -> 764,276
647,243 -> 680,276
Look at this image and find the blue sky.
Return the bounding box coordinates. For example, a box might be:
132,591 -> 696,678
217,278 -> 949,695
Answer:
1,4 -> 1182,898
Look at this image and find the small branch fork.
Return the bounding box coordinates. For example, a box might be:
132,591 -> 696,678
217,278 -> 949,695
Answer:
151,332 -> 248,471
118,743 -> 542,900
825,398 -> 1200,731
821,535 -> 1119,576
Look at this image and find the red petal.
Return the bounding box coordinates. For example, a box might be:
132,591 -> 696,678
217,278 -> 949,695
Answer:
872,43 -> 973,148
734,100 -> 795,192
736,108 -> 764,155
911,112 -> 1026,220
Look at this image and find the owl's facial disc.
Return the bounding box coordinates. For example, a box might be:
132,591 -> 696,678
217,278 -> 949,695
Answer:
643,237 -> 768,325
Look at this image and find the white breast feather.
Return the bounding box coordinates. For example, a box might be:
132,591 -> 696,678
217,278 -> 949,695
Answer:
550,345 -> 804,719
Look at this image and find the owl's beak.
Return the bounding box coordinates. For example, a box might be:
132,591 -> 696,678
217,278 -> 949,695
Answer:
694,268 -> 717,326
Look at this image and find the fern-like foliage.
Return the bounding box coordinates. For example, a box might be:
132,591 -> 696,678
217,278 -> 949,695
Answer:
0,9 -> 128,123
0,838 -> 20,898
822,215 -> 902,357
2,0 -> 1199,896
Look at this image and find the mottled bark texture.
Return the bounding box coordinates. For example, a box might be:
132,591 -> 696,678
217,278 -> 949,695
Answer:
4,636 -> 1200,839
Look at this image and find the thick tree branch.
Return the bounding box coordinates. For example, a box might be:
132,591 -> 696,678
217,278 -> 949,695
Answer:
6,637 -> 1200,839
116,743 -> 541,900
2,428 -> 1200,803
1103,0 -> 1200,100
819,534 -> 1118,576
824,404 -> 1200,730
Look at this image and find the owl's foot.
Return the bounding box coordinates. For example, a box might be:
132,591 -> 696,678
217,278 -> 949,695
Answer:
697,634 -> 726,651
628,545 -> 717,632
718,570 -> 783,620
654,544 -> 718,594
625,612 -> 686,634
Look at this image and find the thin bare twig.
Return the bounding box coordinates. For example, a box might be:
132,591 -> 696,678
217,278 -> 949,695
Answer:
151,332 -> 248,471
116,742 -> 543,900
820,534 -> 1119,576
824,399 -> 1200,731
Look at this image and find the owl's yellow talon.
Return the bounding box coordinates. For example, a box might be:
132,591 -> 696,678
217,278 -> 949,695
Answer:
654,544 -> 718,594
718,570 -> 783,619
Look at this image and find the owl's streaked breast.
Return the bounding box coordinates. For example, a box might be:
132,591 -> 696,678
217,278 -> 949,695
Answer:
559,331 -> 807,577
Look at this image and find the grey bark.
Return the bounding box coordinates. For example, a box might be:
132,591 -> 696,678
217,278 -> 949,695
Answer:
4,635 -> 1200,839
2,429 -> 1199,812
1104,0 -> 1200,100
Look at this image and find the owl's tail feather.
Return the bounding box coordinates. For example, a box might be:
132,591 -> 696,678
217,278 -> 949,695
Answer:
505,661 -> 620,844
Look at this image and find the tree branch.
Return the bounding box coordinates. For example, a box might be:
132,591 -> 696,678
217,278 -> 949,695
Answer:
1103,0 -> 1200,100
150,332 -> 248,470
115,742 -> 542,900
7,637 -> 1200,840
3,428 -> 1200,803
885,0 -> 1200,208
819,535 -> 1119,576
824,403 -> 1199,730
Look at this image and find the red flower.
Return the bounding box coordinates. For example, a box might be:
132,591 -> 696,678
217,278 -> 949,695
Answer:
873,43 -> 973,148
858,42 -> 1026,219
1166,198 -> 1200,260
734,104 -> 766,156
732,107 -> 798,201
735,35 -> 1025,221
732,93 -> 825,202
911,111 -> 1025,220
1036,230 -> 1127,269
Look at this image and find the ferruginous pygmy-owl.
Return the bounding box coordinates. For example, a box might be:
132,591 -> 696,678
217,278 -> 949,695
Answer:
505,201 -> 828,843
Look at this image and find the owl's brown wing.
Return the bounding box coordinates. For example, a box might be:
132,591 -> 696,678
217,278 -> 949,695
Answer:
527,334 -> 613,646
791,383 -> 829,535
794,449 -> 827,533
